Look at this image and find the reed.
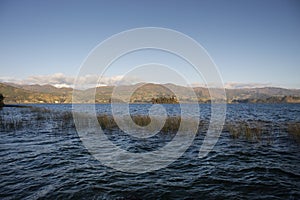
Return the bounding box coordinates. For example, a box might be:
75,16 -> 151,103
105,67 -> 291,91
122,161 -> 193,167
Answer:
0,115 -> 23,131
96,114 -> 184,133
97,114 -> 117,130
226,121 -> 263,142
2,106 -> 300,144
287,122 -> 300,142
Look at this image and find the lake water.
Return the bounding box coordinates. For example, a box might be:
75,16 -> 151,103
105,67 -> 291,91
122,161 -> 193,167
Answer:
0,104 -> 300,199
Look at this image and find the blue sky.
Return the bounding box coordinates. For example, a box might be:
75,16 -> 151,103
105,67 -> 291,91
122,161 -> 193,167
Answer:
0,0 -> 299,88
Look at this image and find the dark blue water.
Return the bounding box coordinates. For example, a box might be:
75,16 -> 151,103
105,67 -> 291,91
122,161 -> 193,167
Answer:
33,103 -> 300,122
0,104 -> 300,199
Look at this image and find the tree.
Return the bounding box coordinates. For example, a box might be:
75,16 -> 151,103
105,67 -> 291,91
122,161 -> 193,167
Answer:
0,93 -> 4,107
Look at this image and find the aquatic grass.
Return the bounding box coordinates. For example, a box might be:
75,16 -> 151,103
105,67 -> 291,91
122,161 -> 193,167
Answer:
29,106 -> 52,113
0,107 -> 73,131
97,114 -> 117,130
2,106 -> 300,144
96,114 -> 201,134
59,111 -> 73,122
35,111 -> 46,121
161,116 -> 181,132
287,122 -> 300,143
96,114 -> 181,132
132,115 -> 151,126
226,123 -> 239,139
225,121 -> 264,142
0,114 -> 24,131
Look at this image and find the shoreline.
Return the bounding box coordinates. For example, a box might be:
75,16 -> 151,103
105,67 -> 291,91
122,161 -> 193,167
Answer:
2,102 -> 300,105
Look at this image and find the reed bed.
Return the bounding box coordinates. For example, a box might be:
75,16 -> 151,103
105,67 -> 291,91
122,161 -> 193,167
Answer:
225,121 -> 265,141
287,122 -> 300,142
96,114 -> 200,133
96,114 -> 180,131
0,114 -> 24,131
1,107 -> 300,143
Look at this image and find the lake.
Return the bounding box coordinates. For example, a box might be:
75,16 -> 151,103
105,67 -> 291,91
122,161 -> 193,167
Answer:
0,104 -> 300,199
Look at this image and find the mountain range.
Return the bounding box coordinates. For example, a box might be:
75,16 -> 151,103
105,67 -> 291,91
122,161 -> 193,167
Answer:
1,82 -> 300,104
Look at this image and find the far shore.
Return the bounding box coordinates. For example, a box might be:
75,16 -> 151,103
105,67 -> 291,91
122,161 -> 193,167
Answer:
2,102 -> 300,106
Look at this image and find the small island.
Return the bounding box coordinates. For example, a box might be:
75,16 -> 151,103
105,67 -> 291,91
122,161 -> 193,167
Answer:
151,96 -> 179,104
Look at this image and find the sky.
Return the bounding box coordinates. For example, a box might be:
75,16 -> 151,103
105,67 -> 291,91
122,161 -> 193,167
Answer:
0,0 -> 299,88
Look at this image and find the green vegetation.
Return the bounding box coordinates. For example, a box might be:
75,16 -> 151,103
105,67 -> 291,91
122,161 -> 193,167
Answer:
0,83 -> 71,104
151,96 -> 179,104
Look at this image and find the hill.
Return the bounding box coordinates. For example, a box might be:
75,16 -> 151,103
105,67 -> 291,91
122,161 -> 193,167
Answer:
0,83 -> 71,103
0,82 -> 300,104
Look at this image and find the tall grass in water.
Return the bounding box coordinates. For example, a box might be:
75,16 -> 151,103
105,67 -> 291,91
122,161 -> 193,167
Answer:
96,115 -> 182,132
226,121 -> 265,142
96,114 -> 200,133
0,107 -> 73,131
1,106 -> 300,144
0,114 -> 23,131
287,122 -> 300,143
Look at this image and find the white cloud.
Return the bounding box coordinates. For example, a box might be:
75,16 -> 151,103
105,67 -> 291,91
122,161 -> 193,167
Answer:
0,74 -> 275,89
190,82 -> 273,89
224,82 -> 272,89
0,76 -> 20,83
0,73 -> 141,89
25,73 -> 74,87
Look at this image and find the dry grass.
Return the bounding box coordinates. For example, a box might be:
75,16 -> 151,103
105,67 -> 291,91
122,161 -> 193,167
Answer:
1,106 -> 300,144
226,121 -> 264,142
0,107 -> 74,131
97,114 -> 117,130
96,114 -> 200,133
96,114 -> 183,133
0,115 -> 23,131
287,122 -> 300,142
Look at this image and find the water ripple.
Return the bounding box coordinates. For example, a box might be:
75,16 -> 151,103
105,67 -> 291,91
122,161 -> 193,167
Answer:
1,104 -> 300,199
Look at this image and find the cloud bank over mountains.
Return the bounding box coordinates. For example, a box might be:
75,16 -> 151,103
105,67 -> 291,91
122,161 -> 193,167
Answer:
0,73 -> 140,88
0,73 -> 275,89
223,82 -> 273,89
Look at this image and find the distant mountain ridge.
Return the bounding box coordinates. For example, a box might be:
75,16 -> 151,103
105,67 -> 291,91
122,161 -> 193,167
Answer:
1,82 -> 300,104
